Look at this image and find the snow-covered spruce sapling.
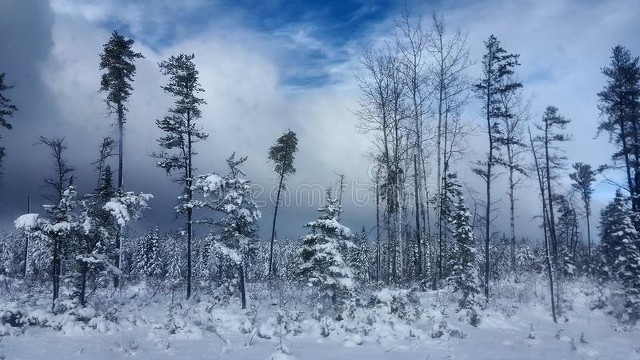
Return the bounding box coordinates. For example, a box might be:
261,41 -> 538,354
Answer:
447,195 -> 481,318
299,189 -> 355,315
194,153 -> 261,309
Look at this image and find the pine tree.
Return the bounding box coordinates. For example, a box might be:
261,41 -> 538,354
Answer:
99,30 -> 144,191
154,53 -> 208,299
134,227 -> 163,281
570,163 -> 598,258
349,226 -> 370,283
299,190 -> 354,313
0,72 -> 18,171
599,190 -> 640,323
472,35 -> 522,301
99,31 -> 143,288
600,190 -> 631,276
447,185 -> 480,313
76,164 -> 117,306
195,153 -> 261,309
597,45 -> 640,214
267,130 -> 298,276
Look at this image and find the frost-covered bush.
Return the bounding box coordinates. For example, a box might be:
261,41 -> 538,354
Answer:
368,288 -> 421,322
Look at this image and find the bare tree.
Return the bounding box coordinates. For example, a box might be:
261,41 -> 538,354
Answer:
528,127 -> 557,323
426,14 -> 472,287
39,136 -> 74,308
357,46 -> 406,284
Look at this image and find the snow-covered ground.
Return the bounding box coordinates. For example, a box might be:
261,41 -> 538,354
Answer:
1,278 -> 638,360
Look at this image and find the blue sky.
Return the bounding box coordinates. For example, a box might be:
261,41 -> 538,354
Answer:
1,0 -> 639,241
92,0 -> 398,87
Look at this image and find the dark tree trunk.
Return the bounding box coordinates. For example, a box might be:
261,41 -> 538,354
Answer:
413,154 -> 422,277
114,102 -> 124,289
268,172 -> 284,277
239,264 -> 246,309
530,128 -> 557,323
186,112 -> 193,299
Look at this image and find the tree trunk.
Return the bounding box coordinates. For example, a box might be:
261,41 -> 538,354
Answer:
375,178 -> 381,281
239,263 -> 246,309
268,172 -> 284,277
52,235 -> 60,312
114,102 -> 124,289
413,154 -> 422,276
484,80 -> 493,302
529,128 -> 557,323
186,111 -> 193,300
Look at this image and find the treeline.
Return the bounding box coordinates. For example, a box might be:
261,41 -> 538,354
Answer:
355,12 -> 640,324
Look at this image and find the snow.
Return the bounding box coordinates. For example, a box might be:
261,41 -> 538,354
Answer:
1,278 -> 638,359
14,213 -> 39,230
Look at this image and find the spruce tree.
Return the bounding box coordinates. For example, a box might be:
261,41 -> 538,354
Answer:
599,190 -> 640,323
195,153 -> 261,309
299,190 -> 354,312
446,181 -> 480,313
154,53 -> 208,299
600,190 -> 632,276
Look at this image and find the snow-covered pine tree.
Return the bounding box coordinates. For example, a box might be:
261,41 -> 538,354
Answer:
166,235 -> 183,297
447,194 -> 480,314
600,190 -> 629,275
75,164 -> 118,306
195,153 -> 261,309
349,226 -> 370,283
556,194 -> 578,277
299,190 -> 355,313
599,189 -> 640,323
133,226 -> 163,282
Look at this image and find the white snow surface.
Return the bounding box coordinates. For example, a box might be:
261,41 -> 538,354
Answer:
0,279 -> 639,359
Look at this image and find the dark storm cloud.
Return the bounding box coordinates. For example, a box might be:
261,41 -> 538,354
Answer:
0,0 -> 56,221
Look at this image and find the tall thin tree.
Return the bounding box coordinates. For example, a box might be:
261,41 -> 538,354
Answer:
154,54 -> 208,299
472,35 -> 521,300
99,31 -> 143,287
267,130 -> 298,276
597,45 -> 640,214
569,162 -> 597,259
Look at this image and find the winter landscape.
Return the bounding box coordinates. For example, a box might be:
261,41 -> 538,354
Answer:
1,0 -> 640,359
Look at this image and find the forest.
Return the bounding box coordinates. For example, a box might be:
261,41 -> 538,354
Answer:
0,5 -> 639,360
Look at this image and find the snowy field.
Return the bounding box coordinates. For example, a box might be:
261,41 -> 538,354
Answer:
1,278 -> 638,360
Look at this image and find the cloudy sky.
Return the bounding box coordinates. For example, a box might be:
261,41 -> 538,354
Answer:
0,0 -> 638,242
